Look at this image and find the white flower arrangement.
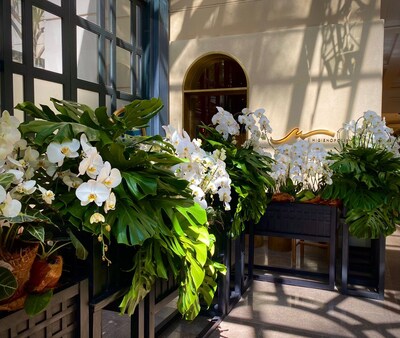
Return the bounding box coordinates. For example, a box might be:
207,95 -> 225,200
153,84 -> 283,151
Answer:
211,106 -> 274,156
271,139 -> 333,195
340,110 -> 399,155
163,125 -> 232,211
0,110 -> 121,256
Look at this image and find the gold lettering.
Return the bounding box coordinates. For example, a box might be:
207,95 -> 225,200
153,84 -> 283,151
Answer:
270,128 -> 335,144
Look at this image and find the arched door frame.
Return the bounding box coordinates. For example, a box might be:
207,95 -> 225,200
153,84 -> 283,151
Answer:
182,52 -> 249,137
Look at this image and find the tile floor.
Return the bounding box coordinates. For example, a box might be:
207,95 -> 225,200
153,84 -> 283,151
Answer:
103,227 -> 400,337
159,228 -> 400,338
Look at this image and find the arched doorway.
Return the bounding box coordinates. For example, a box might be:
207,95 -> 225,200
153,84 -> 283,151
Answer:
183,53 -> 248,138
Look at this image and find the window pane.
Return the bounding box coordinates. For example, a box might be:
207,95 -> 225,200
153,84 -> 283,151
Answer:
33,8 -> 62,73
77,89 -> 99,108
116,0 -> 130,42
77,27 -> 98,83
11,0 -> 23,63
47,0 -> 61,6
116,47 -> 131,93
34,79 -> 63,108
13,74 -> 24,122
76,0 -> 98,25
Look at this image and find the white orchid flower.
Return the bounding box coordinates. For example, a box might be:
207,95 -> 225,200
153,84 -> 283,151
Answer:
1,193 -> 22,217
15,180 -> 36,195
6,169 -> 24,183
0,185 -> 6,203
96,161 -> 122,188
104,192 -> 116,213
38,185 -> 55,204
78,151 -> 104,179
47,139 -> 80,166
62,173 -> 83,189
76,179 -> 110,206
90,212 -> 106,224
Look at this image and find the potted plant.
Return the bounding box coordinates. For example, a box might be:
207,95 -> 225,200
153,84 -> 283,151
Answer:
196,107 -> 276,238
322,110 -> 400,239
0,111 -> 79,315
321,110 -> 400,297
10,98 -> 223,321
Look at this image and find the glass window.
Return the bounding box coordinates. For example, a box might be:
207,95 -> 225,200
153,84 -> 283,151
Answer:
116,47 -> 131,93
33,8 -> 63,73
76,27 -> 98,83
11,0 -> 23,64
76,0 -> 98,25
13,74 -> 24,121
77,89 -> 99,108
2,0 -> 152,127
34,79 -> 63,107
47,0 -> 61,6
116,0 -> 131,42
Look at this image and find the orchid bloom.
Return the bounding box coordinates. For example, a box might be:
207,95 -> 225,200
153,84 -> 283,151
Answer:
38,185 -> 55,204
47,139 -> 80,166
75,179 -> 110,206
14,180 -> 36,195
0,185 -> 6,203
96,162 -> 122,188
1,193 -> 22,217
78,135 -> 104,179
62,172 -> 83,189
104,192 -> 116,213
90,212 -> 106,224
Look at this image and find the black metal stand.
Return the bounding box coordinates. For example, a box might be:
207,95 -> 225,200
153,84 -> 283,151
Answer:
337,220 -> 385,299
250,202 -> 338,290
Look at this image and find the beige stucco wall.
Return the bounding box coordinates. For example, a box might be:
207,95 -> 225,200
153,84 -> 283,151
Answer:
169,0 -> 383,144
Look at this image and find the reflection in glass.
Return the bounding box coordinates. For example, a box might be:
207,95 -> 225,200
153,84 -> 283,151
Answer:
11,0 -> 23,63
33,8 -> 62,73
116,0 -> 130,42
77,27 -> 98,83
77,89 -> 99,108
34,79 -> 62,108
116,47 -> 131,93
13,74 -> 24,122
76,0 -> 98,25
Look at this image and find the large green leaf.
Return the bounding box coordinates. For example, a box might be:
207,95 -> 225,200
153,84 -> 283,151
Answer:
24,290 -> 53,316
0,267 -> 17,301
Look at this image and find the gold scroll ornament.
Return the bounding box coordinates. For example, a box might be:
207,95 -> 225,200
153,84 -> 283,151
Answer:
270,128 -> 335,145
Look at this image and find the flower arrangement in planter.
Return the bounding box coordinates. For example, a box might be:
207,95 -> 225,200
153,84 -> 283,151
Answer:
322,110 -> 400,238
0,98 -> 223,321
270,139 -> 334,203
185,106 -> 276,237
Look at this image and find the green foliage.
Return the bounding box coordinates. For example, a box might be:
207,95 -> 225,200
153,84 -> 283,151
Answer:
322,146 -> 400,238
24,290 -> 53,316
200,124 -> 275,237
17,98 -> 223,320
120,204 -> 225,320
0,266 -> 17,301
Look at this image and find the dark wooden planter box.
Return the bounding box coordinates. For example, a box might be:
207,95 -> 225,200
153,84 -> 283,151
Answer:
250,202 -> 338,290
0,279 -> 89,338
336,219 -> 385,299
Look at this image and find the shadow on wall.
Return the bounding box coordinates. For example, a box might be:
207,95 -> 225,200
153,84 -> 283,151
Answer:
170,0 -> 381,134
